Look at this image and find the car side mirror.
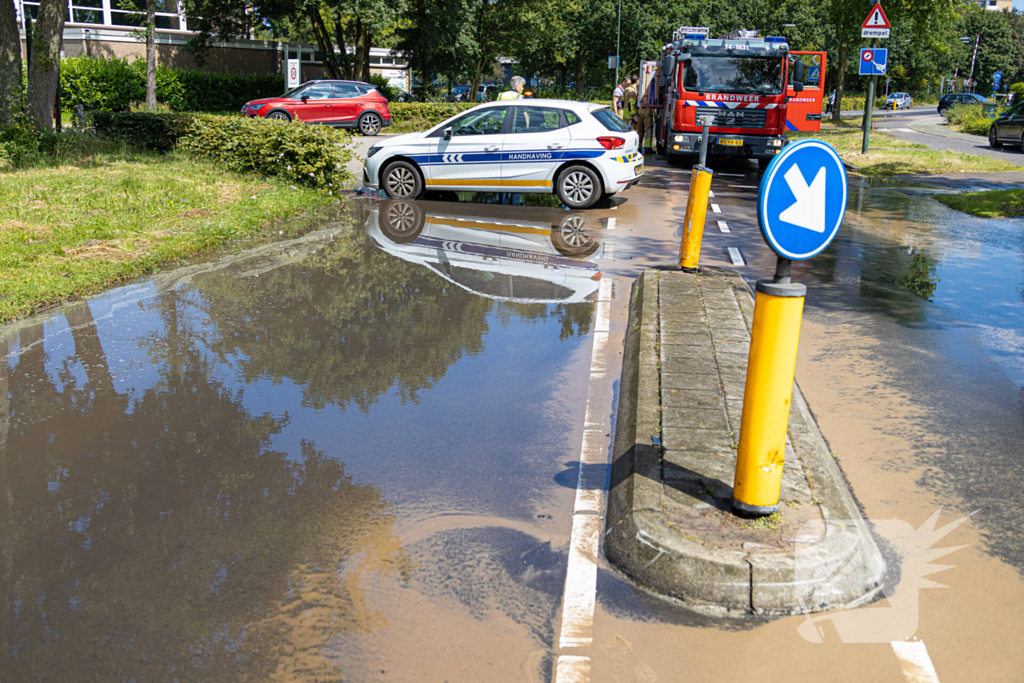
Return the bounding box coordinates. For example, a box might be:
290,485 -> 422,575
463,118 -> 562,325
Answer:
301,95 -> 309,103
793,61 -> 805,93
443,127 -> 453,140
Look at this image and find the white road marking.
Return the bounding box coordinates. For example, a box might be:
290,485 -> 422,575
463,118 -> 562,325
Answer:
891,641 -> 941,683
606,217 -> 616,230
708,190 -> 715,197
718,221 -> 730,233
604,243 -> 614,260
729,184 -> 758,189
727,247 -> 745,265
555,276 -> 614,666
718,172 -> 744,177
711,203 -> 722,214
555,656 -> 592,683
898,128 -> 914,133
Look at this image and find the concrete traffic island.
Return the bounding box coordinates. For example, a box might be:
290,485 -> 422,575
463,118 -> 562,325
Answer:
605,267 -> 886,616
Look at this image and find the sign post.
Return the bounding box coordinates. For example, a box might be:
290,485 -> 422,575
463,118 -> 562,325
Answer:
860,2 -> 891,154
733,140 -> 848,515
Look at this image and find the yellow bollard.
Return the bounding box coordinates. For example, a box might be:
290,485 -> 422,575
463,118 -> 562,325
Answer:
679,166 -> 713,271
732,267 -> 806,515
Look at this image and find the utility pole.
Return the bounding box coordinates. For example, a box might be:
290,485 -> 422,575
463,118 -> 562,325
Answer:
861,37 -> 878,154
614,0 -> 622,85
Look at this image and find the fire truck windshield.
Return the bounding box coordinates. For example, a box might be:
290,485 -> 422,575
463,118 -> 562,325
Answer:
683,55 -> 783,95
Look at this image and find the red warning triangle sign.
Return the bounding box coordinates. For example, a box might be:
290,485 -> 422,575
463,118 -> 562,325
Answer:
862,3 -> 891,29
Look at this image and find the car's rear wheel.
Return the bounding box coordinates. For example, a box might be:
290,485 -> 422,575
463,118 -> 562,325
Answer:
359,112 -> 382,136
938,107 -> 948,117
382,160 -> 423,200
267,110 -> 291,121
556,165 -> 602,209
990,126 -> 1003,149
379,200 -> 424,243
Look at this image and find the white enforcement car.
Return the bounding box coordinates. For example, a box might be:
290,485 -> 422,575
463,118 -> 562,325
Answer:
362,100 -> 643,209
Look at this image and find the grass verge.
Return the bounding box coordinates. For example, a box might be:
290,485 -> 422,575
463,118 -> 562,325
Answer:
790,128 -> 1019,176
0,142 -> 333,322
935,188 -> 1024,218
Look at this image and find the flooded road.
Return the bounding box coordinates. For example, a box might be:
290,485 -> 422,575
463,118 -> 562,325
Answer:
3,157 -> 1024,682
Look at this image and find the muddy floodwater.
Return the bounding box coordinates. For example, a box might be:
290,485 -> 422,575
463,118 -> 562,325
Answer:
0,199 -> 605,682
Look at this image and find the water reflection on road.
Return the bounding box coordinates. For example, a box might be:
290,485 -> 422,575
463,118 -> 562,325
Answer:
0,198 -> 605,681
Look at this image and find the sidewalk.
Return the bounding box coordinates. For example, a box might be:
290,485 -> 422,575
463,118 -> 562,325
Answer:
606,267 -> 885,615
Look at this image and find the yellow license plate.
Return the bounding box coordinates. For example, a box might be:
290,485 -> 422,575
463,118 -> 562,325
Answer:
718,138 -> 744,147
634,164 -> 643,176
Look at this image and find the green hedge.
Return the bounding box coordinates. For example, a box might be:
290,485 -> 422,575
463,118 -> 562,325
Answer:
946,103 -> 1001,136
92,112 -> 354,192
386,102 -> 475,133
60,57 -> 283,113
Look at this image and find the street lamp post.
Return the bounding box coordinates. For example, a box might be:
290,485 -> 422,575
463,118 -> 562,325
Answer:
614,0 -> 622,85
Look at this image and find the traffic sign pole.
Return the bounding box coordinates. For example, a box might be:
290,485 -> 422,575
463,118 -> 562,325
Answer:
732,257 -> 805,515
862,38 -> 879,155
736,139 -> 848,516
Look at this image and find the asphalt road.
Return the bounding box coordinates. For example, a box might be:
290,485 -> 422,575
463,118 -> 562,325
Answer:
871,111 -> 1024,167
3,152 -> 1024,682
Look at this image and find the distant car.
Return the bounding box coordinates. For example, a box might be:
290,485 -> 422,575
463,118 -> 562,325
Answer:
987,102 -> 1024,149
365,199 -> 604,304
448,86 -> 471,102
362,100 -> 643,210
884,92 -> 912,110
937,92 -> 991,117
240,80 -> 391,135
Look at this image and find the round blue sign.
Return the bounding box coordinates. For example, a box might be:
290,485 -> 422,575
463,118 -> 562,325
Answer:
757,139 -> 847,260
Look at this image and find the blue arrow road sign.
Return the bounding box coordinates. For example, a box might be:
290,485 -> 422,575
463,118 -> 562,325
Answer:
994,71 -> 1003,82
858,48 -> 888,76
757,140 -> 848,260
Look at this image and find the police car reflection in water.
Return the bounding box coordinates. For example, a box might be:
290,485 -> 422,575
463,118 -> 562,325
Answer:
364,199 -> 605,303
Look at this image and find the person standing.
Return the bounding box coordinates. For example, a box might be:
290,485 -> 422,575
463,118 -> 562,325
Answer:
623,76 -> 639,126
498,76 -> 526,101
612,77 -> 629,117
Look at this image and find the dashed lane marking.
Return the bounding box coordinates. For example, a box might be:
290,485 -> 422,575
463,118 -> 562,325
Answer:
708,190 -> 715,197
555,276 -> 614,676
606,217 -> 616,230
727,247 -> 745,265
605,243 -> 614,259
711,204 -> 722,214
729,184 -> 758,189
891,641 -> 941,683
718,221 -> 730,233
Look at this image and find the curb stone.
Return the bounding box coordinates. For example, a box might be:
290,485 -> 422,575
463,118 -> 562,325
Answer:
605,267 -> 886,615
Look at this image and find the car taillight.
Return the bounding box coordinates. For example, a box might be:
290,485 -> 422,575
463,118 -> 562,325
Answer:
597,136 -> 625,150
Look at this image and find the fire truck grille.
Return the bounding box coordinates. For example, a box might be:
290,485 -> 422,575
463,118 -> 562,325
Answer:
695,107 -> 768,129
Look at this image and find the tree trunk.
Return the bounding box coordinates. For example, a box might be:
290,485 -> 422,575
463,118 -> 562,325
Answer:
145,0 -> 157,110
305,7 -> 340,79
333,17 -> 353,80
353,18 -> 368,83
832,43 -> 848,123
27,0 -> 65,132
0,0 -> 22,126
575,49 -> 586,96
358,23 -> 371,83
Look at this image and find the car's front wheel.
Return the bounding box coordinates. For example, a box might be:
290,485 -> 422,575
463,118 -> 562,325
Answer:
359,112 -> 382,136
379,200 -> 424,243
938,107 -> 948,117
267,110 -> 291,121
556,165 -> 602,209
551,214 -> 599,257
990,126 -> 1003,149
382,160 -> 423,200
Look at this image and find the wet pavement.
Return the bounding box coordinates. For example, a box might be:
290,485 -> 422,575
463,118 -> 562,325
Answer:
3,154 -> 1024,682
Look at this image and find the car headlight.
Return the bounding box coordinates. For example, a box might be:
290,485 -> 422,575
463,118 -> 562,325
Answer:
248,103 -> 266,111
366,146 -> 382,158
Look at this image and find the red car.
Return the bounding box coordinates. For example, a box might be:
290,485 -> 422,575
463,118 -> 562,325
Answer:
241,80 -> 391,136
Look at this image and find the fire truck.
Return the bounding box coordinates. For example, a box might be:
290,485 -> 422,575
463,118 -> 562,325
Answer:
644,28 -> 826,169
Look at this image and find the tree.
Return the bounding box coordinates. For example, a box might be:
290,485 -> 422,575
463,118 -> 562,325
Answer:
26,0 -> 65,131
0,0 -> 22,125
146,0 -> 157,109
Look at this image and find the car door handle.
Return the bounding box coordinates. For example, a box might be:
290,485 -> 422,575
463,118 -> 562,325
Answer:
484,145 -> 501,151
548,143 -> 565,149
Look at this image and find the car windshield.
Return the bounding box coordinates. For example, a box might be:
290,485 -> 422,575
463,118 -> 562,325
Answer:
683,55 -> 783,95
